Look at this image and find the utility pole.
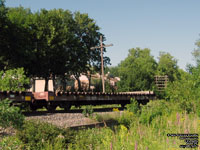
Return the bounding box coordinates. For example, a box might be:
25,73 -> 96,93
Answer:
91,35 -> 113,93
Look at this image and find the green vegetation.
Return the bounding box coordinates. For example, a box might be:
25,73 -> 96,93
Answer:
91,78 -> 115,92
106,48 -> 182,92
16,121 -> 69,150
0,1 -> 110,91
1,1 -> 200,150
1,98 -> 200,149
0,136 -> 23,150
68,112 -> 199,150
0,68 -> 30,91
82,105 -> 94,117
116,47 -> 157,91
126,98 -> 140,115
156,52 -> 180,82
0,99 -> 24,130
94,111 -> 120,122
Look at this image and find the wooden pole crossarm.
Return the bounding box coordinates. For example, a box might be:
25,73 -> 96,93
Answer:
90,35 -> 113,93
90,44 -> 113,50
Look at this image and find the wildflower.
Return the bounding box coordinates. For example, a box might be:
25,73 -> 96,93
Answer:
176,113 -> 180,125
135,141 -> 138,150
113,108 -> 119,112
57,134 -> 64,139
120,125 -> 128,141
173,140 -> 176,145
127,111 -> 134,116
120,125 -> 127,132
41,139 -> 45,143
110,142 -> 113,150
166,137 -> 169,144
180,117 -> 185,122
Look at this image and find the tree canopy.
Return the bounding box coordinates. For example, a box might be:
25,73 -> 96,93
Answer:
107,48 -> 183,92
116,48 -> 157,91
192,38 -> 200,66
0,68 -> 29,91
156,52 -> 180,81
0,4 -> 110,91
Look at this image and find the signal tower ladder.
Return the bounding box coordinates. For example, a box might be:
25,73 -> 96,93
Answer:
155,75 -> 168,91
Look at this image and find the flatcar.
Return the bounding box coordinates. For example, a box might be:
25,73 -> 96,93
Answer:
0,91 -> 156,112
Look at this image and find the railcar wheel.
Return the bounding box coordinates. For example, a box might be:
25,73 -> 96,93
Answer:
46,105 -> 57,112
64,104 -> 71,112
121,104 -> 126,109
30,105 -> 38,111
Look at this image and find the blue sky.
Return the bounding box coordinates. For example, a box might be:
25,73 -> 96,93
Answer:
5,0 -> 200,70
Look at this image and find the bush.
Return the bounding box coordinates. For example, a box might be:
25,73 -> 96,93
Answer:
0,99 -> 24,129
117,111 -> 135,128
195,102 -> 200,117
139,100 -> 169,125
16,121 -> 67,150
68,127 -> 113,150
82,105 -> 94,117
0,136 -> 23,150
178,99 -> 195,114
126,98 -> 140,115
0,68 -> 30,91
164,68 -> 200,115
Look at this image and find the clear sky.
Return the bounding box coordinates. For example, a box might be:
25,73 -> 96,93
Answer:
5,0 -> 200,70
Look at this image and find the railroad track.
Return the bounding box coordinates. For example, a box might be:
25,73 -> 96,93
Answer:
23,107 -> 123,115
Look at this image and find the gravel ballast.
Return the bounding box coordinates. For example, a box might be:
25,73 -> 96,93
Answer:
25,111 -> 121,128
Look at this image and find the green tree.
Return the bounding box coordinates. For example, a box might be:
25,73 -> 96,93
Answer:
0,1 -> 10,70
164,37 -> 200,116
28,9 -> 76,91
156,52 -> 180,81
71,12 -> 110,91
192,38 -> 200,66
0,68 -> 30,91
0,5 -> 34,75
117,47 -> 157,91
3,6 -> 110,92
105,66 -> 119,78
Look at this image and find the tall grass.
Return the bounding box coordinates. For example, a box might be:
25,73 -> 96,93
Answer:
1,99 -> 199,150
68,111 -> 200,150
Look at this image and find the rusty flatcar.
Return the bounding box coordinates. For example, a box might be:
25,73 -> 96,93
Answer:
0,91 -> 155,111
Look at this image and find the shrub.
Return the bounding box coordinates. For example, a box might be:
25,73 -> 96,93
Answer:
195,102 -> 200,117
178,99 -> 195,114
164,69 -> 200,114
43,138 -> 67,150
126,98 -> 140,115
117,111 -> 135,128
0,136 -> 23,150
139,100 -> 169,125
16,121 -> 67,150
82,105 -> 94,117
0,68 -> 30,91
0,99 -> 24,129
68,127 -> 113,150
